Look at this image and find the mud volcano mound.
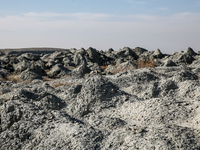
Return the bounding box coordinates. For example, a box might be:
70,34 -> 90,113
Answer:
0,47 -> 200,149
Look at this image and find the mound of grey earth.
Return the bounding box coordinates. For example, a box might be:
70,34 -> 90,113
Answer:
0,47 -> 200,149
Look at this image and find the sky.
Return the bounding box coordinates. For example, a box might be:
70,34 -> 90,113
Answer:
0,0 -> 200,54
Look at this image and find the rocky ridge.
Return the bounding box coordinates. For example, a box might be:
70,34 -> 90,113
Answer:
0,47 -> 200,149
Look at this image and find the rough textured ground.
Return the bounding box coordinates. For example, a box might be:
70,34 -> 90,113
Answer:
0,47 -> 200,149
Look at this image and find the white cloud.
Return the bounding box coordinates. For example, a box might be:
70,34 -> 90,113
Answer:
24,12 -> 114,21
0,12 -> 200,53
24,12 -> 65,17
170,12 -> 200,21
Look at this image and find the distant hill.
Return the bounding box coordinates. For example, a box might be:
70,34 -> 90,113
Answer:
0,47 -> 69,55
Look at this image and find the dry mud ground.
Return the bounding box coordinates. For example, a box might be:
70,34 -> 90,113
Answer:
0,47 -> 200,149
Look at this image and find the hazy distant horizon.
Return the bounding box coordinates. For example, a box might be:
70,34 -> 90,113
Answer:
0,46 -> 198,55
1,0 -> 200,54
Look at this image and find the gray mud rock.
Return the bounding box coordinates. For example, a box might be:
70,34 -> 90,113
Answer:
0,68 -> 10,78
28,60 -> 45,75
116,47 -> 138,60
133,47 -> 148,57
1,47 -> 200,150
163,59 -> 177,67
153,48 -> 163,58
20,53 -> 40,61
71,64 -> 90,78
178,53 -> 195,64
184,47 -> 196,56
74,52 -> 86,66
46,60 -> 56,69
105,61 -> 137,74
47,64 -> 70,78
169,51 -> 195,65
87,62 -> 102,72
105,48 -> 114,53
65,76 -> 121,118
20,70 -> 41,82
13,60 -> 31,73
86,47 -> 101,65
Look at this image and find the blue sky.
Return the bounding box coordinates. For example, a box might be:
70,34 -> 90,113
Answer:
0,0 -> 200,53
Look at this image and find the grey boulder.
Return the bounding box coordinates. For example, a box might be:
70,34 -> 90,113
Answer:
47,64 -> 70,78
184,47 -> 196,56
20,70 -> 41,82
86,47 -> 101,65
73,52 -> 86,66
71,64 -> 90,78
163,59 -> 177,67
153,48 -> 163,58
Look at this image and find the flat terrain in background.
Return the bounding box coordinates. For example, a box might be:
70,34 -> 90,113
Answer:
0,48 -> 69,55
